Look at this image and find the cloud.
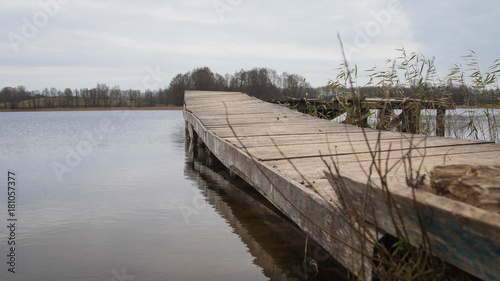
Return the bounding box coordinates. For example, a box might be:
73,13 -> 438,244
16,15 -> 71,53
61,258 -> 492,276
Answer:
1,0 -> 498,90
399,0 -> 500,80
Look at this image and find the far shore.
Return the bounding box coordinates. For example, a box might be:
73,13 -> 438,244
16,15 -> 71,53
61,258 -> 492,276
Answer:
454,105 -> 500,109
0,106 -> 184,112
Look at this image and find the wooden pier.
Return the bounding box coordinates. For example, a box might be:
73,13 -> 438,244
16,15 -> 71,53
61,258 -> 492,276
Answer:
276,97 -> 452,136
183,90 -> 500,281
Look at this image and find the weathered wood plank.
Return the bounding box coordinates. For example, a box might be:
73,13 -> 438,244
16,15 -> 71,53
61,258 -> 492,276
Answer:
325,171 -> 500,281
200,115 -> 318,127
208,123 -> 372,138
224,131 -> 418,148
431,165 -> 500,212
264,146 -> 500,186
242,138 -> 495,162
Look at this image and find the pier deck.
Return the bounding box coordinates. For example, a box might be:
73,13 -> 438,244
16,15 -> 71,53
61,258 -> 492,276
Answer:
183,90 -> 500,281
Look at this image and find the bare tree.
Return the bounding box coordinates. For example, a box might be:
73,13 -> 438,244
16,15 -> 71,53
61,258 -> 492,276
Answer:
63,88 -> 73,107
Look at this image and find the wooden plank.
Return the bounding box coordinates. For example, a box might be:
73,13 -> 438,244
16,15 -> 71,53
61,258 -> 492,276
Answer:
225,133 -> 488,150
208,122 -> 372,138
325,171 -> 500,281
430,165 -> 500,212
264,145 -> 500,185
224,131 -> 419,148
200,114 -> 318,127
242,138 -> 494,162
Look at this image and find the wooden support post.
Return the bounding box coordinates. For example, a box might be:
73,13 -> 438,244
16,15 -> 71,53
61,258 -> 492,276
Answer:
436,107 -> 446,137
185,121 -> 191,142
402,102 -> 421,134
345,99 -> 370,127
185,121 -> 206,162
186,122 -> 195,163
377,107 -> 392,130
359,107 -> 370,128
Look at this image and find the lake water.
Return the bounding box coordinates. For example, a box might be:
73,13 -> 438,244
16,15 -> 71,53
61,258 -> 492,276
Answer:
338,108 -> 500,143
438,108 -> 500,142
0,110 -> 346,281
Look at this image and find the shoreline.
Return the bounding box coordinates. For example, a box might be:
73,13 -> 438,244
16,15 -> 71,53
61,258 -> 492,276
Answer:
454,105 -> 500,109
0,106 -> 184,112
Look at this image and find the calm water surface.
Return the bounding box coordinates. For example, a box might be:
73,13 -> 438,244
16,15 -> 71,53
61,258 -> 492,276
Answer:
354,108 -> 500,142
0,110 -> 345,281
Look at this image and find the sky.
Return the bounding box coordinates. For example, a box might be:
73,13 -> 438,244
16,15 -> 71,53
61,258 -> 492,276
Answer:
1,0 -> 499,91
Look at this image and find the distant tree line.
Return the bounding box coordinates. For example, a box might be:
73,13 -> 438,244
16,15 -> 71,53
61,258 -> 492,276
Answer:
1,66 -> 498,109
323,85 -> 500,106
333,86 -> 500,106
0,67 -> 318,109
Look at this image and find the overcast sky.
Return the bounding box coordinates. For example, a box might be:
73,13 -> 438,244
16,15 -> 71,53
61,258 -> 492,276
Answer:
1,0 -> 499,91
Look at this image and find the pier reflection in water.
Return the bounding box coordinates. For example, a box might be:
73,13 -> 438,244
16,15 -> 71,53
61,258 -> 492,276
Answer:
185,143 -> 349,281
